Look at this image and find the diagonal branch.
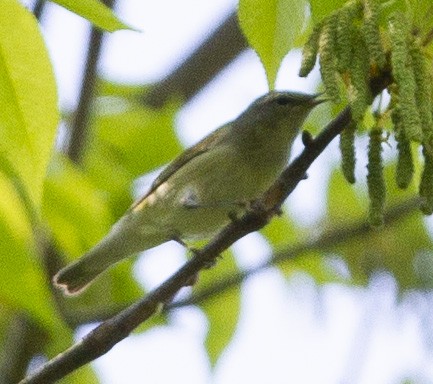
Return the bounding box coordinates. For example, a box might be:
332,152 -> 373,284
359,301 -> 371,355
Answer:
21,67 -> 393,383
20,102 -> 353,384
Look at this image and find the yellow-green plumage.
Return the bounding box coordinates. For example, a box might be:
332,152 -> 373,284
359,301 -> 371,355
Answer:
53,91 -> 323,295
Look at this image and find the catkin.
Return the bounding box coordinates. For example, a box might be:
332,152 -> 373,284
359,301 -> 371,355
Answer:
299,23 -> 323,77
335,4 -> 356,72
362,0 -> 386,68
395,129 -> 414,189
389,13 -> 423,142
367,128 -> 386,226
339,121 -> 357,183
391,86 -> 415,189
420,147 -> 433,215
318,14 -> 341,103
409,42 -> 433,143
347,31 -> 372,122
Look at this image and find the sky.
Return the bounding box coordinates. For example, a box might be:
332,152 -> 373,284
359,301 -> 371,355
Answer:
24,0 -> 433,383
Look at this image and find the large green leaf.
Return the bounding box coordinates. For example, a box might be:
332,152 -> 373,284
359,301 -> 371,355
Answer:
238,0 -> 307,87
327,169 -> 364,225
308,0 -> 348,22
0,173 -> 63,331
43,155 -> 114,258
194,251 -> 240,366
261,213 -> 299,248
0,0 -> 59,211
95,105 -> 181,177
51,0 -> 132,32
84,100 -> 181,216
57,366 -> 99,384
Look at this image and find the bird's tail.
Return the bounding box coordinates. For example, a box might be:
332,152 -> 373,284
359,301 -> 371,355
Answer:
53,218 -> 164,295
53,253 -> 104,296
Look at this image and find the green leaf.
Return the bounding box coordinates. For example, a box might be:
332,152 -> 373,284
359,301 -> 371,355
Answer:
327,169 -> 363,225
94,104 -> 181,177
308,0 -> 349,22
238,0 -> 307,87
406,0 -> 433,30
326,163 -> 433,290
195,251 -> 240,366
0,0 -> 59,211
51,0 -> 133,32
290,252 -> 344,284
58,365 -> 99,384
97,79 -> 147,97
43,155 -> 114,258
0,172 -> 64,332
261,213 -> 300,248
58,259 -> 146,325
84,100 -> 181,216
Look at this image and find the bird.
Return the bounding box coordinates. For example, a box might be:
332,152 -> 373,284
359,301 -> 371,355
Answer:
53,91 -> 324,295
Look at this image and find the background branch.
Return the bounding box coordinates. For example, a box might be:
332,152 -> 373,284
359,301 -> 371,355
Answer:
0,313 -> 47,384
32,0 -> 46,20
142,11 -> 247,108
65,0 -> 115,163
169,197 -> 421,308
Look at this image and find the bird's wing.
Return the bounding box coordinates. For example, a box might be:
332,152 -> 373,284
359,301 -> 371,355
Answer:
130,123 -> 229,210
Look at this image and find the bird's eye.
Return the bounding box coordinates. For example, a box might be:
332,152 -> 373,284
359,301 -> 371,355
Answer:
275,96 -> 292,105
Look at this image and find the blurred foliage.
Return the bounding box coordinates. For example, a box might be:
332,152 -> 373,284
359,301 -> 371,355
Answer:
0,0 -> 59,210
82,85 -> 182,216
238,0 -> 308,87
193,250 -> 241,366
325,166 -> 433,290
51,0 -> 132,32
2,0 -> 433,382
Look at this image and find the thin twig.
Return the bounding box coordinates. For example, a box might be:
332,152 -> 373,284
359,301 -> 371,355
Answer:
0,313 -> 47,384
32,0 -> 46,20
65,0 -> 114,164
169,197 -> 421,308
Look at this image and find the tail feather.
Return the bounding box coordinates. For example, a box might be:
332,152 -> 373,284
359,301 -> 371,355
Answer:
53,217 -> 166,295
53,257 -> 101,295
53,238 -> 127,295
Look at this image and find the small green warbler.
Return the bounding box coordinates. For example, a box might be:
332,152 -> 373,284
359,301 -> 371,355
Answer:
54,91 -> 324,295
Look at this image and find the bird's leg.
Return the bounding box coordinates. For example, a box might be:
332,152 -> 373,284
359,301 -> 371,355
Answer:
171,235 -> 201,259
170,236 -> 218,286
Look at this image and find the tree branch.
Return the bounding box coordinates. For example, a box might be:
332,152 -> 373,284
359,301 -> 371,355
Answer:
64,0 -> 114,164
142,11 -> 248,108
169,197 -> 421,308
21,102 -> 355,383
0,313 -> 47,384
32,0 -> 46,20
